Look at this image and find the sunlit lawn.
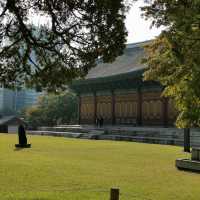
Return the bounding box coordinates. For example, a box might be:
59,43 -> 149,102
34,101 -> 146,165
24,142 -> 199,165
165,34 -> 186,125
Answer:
0,133 -> 199,200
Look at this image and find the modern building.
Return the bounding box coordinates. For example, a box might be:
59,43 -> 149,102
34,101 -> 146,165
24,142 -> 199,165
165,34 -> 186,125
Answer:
0,88 -> 16,112
15,89 -> 43,111
71,41 -> 178,126
0,88 -> 43,113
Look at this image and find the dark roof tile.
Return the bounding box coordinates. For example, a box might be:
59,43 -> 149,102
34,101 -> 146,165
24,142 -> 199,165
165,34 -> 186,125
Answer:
85,41 -> 149,80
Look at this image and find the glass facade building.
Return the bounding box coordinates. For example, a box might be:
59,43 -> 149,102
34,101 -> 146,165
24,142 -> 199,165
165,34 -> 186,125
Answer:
0,88 -> 43,113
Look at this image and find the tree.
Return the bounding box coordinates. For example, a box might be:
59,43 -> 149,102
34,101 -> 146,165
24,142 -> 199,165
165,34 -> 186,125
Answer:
24,91 -> 78,128
142,0 -> 200,152
0,0 -> 128,91
142,0 -> 200,128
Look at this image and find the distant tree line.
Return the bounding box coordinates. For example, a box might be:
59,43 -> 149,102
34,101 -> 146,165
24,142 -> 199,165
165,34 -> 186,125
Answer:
23,91 -> 78,129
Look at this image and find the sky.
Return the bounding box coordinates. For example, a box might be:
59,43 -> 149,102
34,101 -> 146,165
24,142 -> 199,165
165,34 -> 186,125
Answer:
32,1 -> 163,45
125,1 -> 163,44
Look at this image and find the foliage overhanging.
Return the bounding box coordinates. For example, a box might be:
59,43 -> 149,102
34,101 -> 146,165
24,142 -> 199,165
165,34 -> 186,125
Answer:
142,0 -> 200,127
0,0 -> 128,91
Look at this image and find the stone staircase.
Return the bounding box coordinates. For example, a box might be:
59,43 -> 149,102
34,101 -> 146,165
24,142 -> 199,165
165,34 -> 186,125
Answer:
29,126 -> 105,139
28,125 -> 200,147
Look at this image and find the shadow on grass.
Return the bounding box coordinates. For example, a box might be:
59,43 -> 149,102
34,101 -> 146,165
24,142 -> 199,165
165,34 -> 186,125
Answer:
13,148 -> 24,151
177,167 -> 200,174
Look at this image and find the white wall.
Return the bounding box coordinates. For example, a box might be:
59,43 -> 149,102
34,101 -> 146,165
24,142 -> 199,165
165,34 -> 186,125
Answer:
8,125 -> 18,134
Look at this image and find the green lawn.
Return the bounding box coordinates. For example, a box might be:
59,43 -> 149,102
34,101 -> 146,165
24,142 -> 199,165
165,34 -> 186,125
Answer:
0,133 -> 199,200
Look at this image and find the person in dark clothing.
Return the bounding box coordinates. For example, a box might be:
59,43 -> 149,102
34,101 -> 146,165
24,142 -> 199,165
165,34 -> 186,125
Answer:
99,116 -> 104,127
18,124 -> 27,145
15,124 -> 31,148
95,117 -> 99,127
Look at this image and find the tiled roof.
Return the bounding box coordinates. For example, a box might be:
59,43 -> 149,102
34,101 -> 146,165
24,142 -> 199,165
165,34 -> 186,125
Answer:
85,40 -> 149,80
0,116 -> 24,125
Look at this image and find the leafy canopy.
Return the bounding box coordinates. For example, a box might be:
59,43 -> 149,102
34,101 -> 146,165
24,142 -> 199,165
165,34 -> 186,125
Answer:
24,90 -> 78,127
0,0 -> 128,91
142,0 -> 200,127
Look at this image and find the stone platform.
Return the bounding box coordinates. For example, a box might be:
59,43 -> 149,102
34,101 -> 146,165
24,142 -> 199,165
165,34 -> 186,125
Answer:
27,125 -> 200,147
176,159 -> 200,172
176,148 -> 200,172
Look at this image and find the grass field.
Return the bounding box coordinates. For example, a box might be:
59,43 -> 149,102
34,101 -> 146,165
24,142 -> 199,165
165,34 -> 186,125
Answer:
0,133 -> 199,200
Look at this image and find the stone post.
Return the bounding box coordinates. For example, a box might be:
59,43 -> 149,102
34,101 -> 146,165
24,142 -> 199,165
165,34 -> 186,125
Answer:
184,128 -> 190,152
110,188 -> 119,200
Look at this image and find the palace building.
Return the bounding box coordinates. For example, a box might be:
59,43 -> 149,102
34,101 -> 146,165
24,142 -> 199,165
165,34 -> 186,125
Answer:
71,41 -> 177,126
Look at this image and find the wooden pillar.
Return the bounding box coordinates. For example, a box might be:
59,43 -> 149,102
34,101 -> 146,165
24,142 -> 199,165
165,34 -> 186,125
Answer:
162,97 -> 168,127
111,90 -> 116,125
94,92 -> 97,125
78,94 -> 81,125
137,88 -> 142,126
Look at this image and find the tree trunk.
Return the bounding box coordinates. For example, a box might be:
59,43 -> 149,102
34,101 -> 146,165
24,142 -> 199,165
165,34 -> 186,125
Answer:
184,128 -> 190,152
